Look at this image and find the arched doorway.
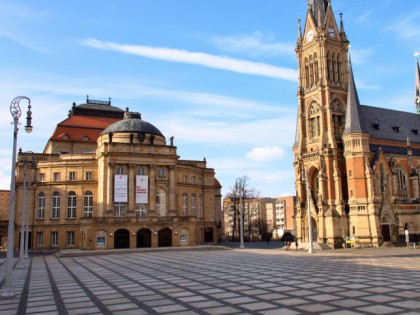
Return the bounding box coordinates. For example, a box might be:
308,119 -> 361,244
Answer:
158,228 -> 172,247
204,227 -> 214,242
137,228 -> 151,248
114,229 -> 130,249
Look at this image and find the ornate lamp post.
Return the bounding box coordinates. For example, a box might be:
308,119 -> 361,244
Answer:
2,96 -> 33,298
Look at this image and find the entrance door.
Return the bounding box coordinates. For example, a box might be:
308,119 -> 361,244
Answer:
158,228 -> 172,247
137,229 -> 151,248
114,229 -> 130,249
204,227 -> 214,242
382,224 -> 391,242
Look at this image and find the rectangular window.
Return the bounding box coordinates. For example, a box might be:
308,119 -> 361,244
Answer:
84,192 -> 93,218
51,232 -> 58,246
38,194 -> 45,219
52,193 -> 60,219
69,172 -> 76,181
116,167 -> 124,175
67,193 -> 76,219
85,171 -> 93,181
37,232 -> 43,246
53,172 -> 60,182
137,167 -> 145,175
66,231 -> 74,246
114,202 -> 126,217
39,173 -> 45,182
96,237 -> 105,245
158,168 -> 166,180
192,176 -> 196,185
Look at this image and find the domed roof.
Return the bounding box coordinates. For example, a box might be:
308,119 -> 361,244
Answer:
101,117 -> 164,138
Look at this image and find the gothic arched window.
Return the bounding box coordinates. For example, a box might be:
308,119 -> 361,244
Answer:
314,53 -> 319,84
308,102 -> 321,139
304,57 -> 310,88
395,166 -> 408,198
331,99 -> 345,136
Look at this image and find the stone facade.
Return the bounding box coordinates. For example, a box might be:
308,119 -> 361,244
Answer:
293,1 -> 420,248
13,100 -> 222,250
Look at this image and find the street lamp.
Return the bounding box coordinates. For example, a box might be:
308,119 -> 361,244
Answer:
236,178 -> 245,249
2,96 -> 33,298
302,166 -> 314,253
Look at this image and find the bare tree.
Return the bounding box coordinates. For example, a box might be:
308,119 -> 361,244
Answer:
224,176 -> 259,242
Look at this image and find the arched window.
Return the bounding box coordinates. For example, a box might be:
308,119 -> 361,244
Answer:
327,52 -> 332,82
331,52 -> 336,83
191,194 -> 196,216
309,55 -> 314,87
314,53 -> 319,84
337,53 -> 342,83
52,192 -> 60,219
308,102 -> 320,139
304,57 -> 310,88
84,191 -> 93,218
182,193 -> 188,216
395,166 -> 408,198
38,192 -> 45,219
67,191 -> 76,219
332,99 -> 345,136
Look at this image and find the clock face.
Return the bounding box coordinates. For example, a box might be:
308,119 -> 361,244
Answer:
306,30 -> 314,42
328,27 -> 336,39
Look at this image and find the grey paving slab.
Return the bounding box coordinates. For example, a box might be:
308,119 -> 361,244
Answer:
1,246 -> 420,315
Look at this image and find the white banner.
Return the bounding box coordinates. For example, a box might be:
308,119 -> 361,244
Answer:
136,175 -> 148,204
114,175 -> 128,202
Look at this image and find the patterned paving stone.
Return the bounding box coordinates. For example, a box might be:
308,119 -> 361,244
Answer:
1,246 -> 420,315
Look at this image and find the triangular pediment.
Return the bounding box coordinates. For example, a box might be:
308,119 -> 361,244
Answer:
303,10 -> 318,45
323,5 -> 339,40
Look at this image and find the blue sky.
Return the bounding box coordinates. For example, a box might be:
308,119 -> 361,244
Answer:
0,0 -> 419,198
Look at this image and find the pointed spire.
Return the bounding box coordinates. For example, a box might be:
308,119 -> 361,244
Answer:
298,19 -> 302,40
415,51 -> 420,113
308,0 -> 329,27
343,55 -> 367,134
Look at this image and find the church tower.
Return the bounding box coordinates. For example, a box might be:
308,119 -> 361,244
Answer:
293,0 -> 351,247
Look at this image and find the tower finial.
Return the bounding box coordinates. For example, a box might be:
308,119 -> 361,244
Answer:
298,19 -> 302,39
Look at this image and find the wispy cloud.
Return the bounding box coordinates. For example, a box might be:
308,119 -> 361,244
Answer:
208,32 -> 295,58
246,146 -> 284,161
351,48 -> 375,65
81,38 -> 298,81
382,10 -> 420,40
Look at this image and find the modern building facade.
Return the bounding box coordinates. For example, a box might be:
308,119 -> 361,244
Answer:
293,0 -> 420,248
223,196 -> 295,240
13,98 -> 222,250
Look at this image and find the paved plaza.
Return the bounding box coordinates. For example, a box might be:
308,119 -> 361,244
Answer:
1,245 -> 420,315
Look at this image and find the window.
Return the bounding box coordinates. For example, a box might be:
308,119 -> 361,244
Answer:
84,191 -> 93,218
182,193 -> 188,216
182,175 -> 187,183
39,173 -> 45,182
51,232 -> 58,246
69,172 -> 76,181
191,194 -> 196,216
137,167 -> 145,175
53,172 -> 60,182
66,231 -> 74,246
308,103 -> 320,139
96,237 -> 105,246
37,232 -> 43,246
192,176 -> 196,185
67,192 -> 76,219
136,204 -> 148,217
158,168 -> 166,180
52,192 -> 60,219
116,167 -> 124,175
114,202 -> 126,217
85,171 -> 93,181
396,166 -> 408,198
37,193 -> 45,219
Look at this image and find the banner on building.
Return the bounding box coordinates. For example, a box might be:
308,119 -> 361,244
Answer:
136,175 -> 149,204
114,175 -> 128,202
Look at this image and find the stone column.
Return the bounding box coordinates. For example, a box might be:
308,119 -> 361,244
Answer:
149,164 -> 156,216
168,165 -> 176,216
107,162 -> 114,215
128,164 -> 135,213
